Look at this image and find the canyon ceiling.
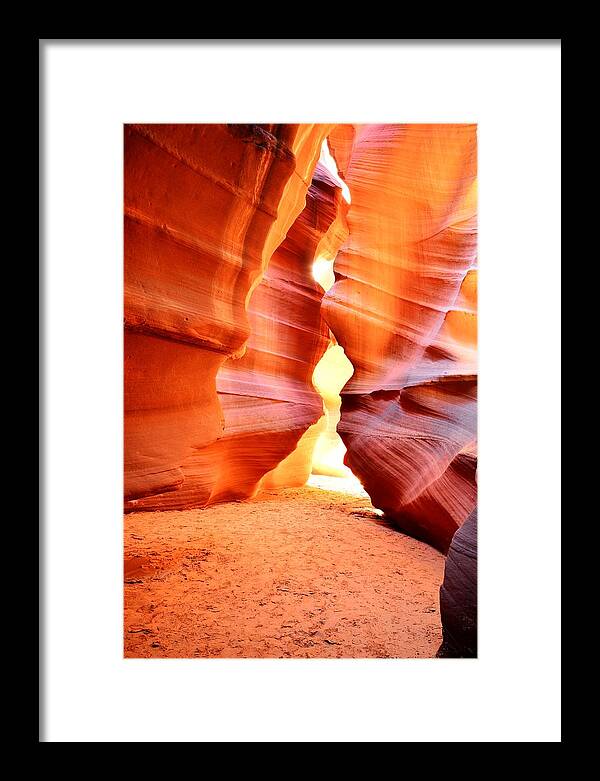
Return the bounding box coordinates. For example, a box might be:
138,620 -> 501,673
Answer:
124,123 -> 477,555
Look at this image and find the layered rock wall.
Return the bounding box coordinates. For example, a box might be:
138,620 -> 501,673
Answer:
124,124 -> 334,510
323,124 -> 478,551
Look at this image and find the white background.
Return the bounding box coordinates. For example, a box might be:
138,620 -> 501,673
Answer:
41,40 -> 561,742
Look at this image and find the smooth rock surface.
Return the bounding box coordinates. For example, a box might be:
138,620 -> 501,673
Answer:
125,124 -> 333,509
437,509 -> 478,657
322,124 -> 478,551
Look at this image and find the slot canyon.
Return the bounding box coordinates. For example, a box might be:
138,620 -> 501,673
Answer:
124,123 -> 477,658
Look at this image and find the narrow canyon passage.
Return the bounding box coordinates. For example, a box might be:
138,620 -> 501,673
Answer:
124,124 -> 478,660
124,484 -> 445,658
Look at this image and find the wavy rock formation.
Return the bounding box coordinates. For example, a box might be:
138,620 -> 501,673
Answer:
212,161 -> 349,500
437,509 -> 478,657
323,124 -> 478,552
125,122 -> 477,558
125,124 -> 334,510
125,129 -> 350,511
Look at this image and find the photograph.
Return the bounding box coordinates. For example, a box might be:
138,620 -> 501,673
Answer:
124,123 -> 478,659
41,39 -> 561,742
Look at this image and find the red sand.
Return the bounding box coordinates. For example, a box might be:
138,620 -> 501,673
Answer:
124,485 -> 445,658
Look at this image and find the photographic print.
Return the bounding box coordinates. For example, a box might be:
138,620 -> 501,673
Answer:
124,123 -> 477,659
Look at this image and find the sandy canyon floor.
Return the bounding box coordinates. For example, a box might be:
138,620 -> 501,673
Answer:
124,483 -> 445,658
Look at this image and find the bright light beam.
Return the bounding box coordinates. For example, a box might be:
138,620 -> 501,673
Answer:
319,139 -> 351,203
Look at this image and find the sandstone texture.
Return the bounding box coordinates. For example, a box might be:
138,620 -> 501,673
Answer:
323,124 -> 478,551
125,125 -> 343,510
437,509 -> 478,657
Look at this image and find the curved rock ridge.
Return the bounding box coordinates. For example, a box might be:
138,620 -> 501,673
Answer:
214,160 -> 350,500
327,124 -> 356,181
125,139 -> 349,511
322,124 -> 478,551
125,124 -> 334,509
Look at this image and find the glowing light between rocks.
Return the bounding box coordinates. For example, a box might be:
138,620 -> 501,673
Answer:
312,256 -> 335,292
319,139 -> 351,203
307,472 -> 369,498
307,135 -> 367,498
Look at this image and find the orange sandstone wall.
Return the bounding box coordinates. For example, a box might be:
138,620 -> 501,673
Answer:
219,162 -> 349,497
323,124 -> 478,552
134,162 -> 348,510
124,124 -> 333,510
